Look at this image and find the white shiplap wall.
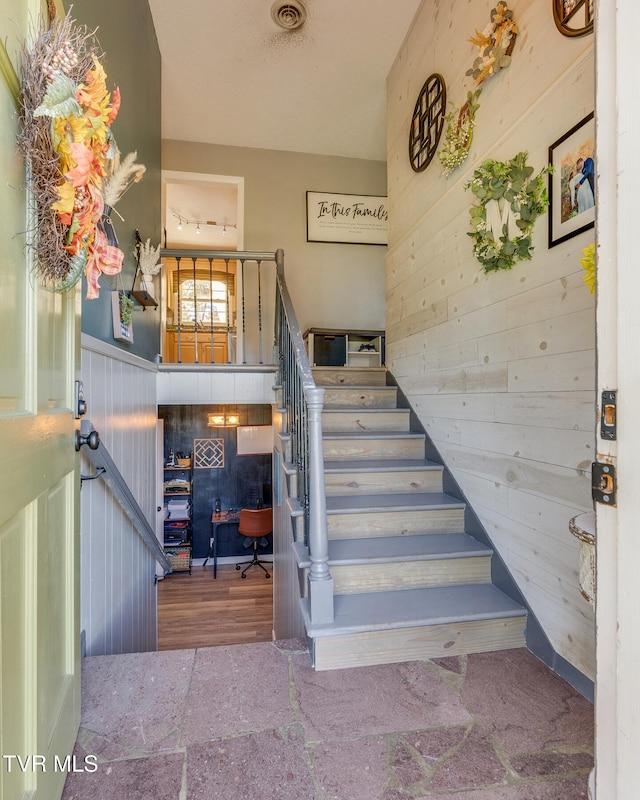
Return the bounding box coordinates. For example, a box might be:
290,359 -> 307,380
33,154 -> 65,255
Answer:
80,335 -> 160,656
386,1 -> 595,678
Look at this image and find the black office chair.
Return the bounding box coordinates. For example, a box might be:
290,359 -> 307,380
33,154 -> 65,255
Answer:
235,508 -> 272,579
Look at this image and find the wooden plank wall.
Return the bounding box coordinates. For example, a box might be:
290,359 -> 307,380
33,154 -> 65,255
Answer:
80,336 -> 160,656
386,1 -> 595,679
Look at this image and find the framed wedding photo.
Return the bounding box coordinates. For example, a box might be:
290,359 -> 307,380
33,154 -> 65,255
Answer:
548,112 -> 595,248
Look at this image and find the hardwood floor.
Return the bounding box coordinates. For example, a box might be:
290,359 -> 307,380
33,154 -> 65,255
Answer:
157,563 -> 274,650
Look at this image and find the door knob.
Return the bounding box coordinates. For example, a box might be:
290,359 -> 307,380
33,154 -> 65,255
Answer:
75,429 -> 100,452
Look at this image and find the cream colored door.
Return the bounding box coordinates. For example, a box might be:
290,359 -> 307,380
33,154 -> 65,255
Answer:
1,2 -> 81,799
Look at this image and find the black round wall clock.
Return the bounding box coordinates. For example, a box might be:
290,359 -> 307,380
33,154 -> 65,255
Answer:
408,73 -> 446,173
553,0 -> 594,37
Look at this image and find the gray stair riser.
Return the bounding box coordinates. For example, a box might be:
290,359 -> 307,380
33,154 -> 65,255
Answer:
311,617 -> 526,670
323,436 -> 425,461
327,507 -> 466,538
324,469 -> 443,496
322,409 -> 411,432
292,514 -> 305,543
329,555 -> 491,594
322,388 -> 398,409
313,368 -> 387,387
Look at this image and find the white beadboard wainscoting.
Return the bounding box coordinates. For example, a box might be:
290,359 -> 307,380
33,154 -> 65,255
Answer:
80,335 -> 160,656
80,337 -> 279,656
386,2 -> 595,681
157,364 -> 278,406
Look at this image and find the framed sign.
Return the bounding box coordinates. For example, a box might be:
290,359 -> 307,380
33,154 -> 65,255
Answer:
548,112 -> 595,247
306,192 -> 388,245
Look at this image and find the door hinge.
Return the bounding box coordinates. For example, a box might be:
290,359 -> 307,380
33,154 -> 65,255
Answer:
600,390 -> 617,440
592,461 -> 616,506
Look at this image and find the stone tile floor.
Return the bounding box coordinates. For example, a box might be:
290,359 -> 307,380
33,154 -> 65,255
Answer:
62,642 -> 593,799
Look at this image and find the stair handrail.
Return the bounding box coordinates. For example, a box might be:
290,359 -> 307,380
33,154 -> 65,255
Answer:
79,419 -> 172,572
275,249 -> 334,624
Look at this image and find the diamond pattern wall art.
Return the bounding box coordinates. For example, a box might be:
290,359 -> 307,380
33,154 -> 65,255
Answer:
194,438 -> 225,469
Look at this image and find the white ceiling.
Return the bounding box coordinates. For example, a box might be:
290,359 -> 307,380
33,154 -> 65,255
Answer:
164,177 -> 240,249
148,0 -> 421,162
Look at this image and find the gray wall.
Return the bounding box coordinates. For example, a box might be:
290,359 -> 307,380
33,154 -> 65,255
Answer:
163,141 -> 388,335
74,0 -> 162,363
74,0 -> 162,656
80,337 -> 160,656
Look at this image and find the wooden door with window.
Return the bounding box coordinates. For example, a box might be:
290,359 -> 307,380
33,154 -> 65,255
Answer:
164,260 -> 235,363
0,2 -> 81,798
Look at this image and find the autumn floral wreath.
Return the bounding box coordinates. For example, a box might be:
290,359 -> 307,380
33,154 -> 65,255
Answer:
466,1 -> 518,86
18,12 -> 144,298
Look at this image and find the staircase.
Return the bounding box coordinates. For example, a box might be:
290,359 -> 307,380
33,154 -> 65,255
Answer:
297,366 -> 527,671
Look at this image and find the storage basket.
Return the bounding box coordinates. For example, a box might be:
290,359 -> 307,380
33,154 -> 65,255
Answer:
165,546 -> 191,572
176,457 -> 191,467
569,513 -> 595,605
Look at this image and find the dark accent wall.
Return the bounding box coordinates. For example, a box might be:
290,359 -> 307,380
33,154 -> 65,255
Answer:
73,0 -> 162,363
159,404 -> 273,559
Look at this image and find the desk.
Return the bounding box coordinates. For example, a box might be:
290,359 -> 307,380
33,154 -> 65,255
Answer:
205,511 -> 240,578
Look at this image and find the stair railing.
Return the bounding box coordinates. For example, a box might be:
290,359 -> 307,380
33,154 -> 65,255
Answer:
275,249 -> 334,624
78,419 -> 172,573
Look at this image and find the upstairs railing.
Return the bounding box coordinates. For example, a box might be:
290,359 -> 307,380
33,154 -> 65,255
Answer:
160,249 -> 278,365
274,249 -> 333,625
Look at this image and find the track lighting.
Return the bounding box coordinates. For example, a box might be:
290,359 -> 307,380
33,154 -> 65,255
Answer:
172,213 -> 237,234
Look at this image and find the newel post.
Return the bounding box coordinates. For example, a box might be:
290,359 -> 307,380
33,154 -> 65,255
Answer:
275,248 -> 285,277
305,385 -> 334,624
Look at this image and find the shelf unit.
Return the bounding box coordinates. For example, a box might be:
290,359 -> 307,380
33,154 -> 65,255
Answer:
163,458 -> 192,573
345,333 -> 383,368
303,328 -> 385,368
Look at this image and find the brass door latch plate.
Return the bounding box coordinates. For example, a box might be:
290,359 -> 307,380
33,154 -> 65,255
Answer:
592,462 -> 616,506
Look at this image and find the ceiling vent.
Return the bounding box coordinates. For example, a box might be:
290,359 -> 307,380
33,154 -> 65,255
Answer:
270,0 -> 308,30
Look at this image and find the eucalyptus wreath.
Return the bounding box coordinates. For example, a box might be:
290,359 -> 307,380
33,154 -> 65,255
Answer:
437,89 -> 481,176
464,152 -> 551,273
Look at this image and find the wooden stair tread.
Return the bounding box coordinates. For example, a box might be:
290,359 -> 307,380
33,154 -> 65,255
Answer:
313,368 -> 388,387
322,430 -> 425,439
302,584 -> 526,637
322,384 -> 396,391
322,386 -> 398,409
295,533 -> 492,567
322,407 -> 408,415
324,458 -> 442,472
313,368 -> 386,377
313,367 -> 386,372
326,492 -> 465,513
